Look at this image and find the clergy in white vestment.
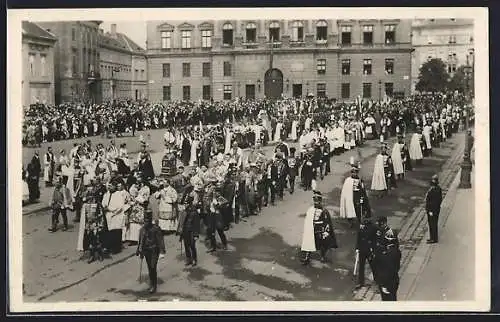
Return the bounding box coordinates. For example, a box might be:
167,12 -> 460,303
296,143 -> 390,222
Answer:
189,136 -> 200,166
391,141 -> 405,178
224,127 -> 233,155
371,146 -> 388,193
409,130 -> 424,163
290,118 -> 299,141
422,122 -> 433,155
102,183 -> 129,254
332,123 -> 346,153
155,179 -> 179,232
273,121 -> 283,142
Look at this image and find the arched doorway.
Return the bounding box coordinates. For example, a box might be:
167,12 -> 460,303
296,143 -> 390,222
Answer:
264,68 -> 283,100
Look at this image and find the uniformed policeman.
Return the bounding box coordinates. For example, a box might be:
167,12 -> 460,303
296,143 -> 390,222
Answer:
301,149 -> 314,191
425,174 -> 443,244
136,210 -> 166,294
351,163 -> 371,222
177,192 -> 201,266
377,228 -> 402,301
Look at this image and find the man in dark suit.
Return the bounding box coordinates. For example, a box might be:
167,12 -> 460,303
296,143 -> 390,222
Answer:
177,193 -> 201,266
136,210 -> 166,294
425,174 -> 443,244
27,151 -> 42,203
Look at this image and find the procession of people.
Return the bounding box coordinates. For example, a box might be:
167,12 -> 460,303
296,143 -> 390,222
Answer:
24,92 -> 472,297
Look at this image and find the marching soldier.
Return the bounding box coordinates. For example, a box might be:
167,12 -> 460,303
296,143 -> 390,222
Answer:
425,175 -> 443,244
287,147 -> 299,194
177,192 -> 201,266
340,162 -> 371,227
136,209 -> 166,294
376,227 -> 402,301
398,134 -> 412,174
355,218 -> 377,289
300,191 -> 338,265
382,143 -> 397,189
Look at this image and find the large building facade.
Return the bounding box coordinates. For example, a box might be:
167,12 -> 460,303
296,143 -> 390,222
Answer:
99,24 -> 147,101
411,18 -> 474,93
37,21 -> 103,104
22,21 -> 57,108
146,19 -> 412,102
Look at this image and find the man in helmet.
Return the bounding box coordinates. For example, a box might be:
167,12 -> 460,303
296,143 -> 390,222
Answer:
300,190 -> 338,265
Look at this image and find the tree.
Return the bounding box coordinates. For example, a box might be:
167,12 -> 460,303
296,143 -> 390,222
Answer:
415,58 -> 450,93
447,65 -> 475,95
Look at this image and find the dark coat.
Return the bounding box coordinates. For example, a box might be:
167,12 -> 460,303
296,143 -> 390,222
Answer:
314,208 -> 338,249
181,138 -> 191,166
425,185 -> 442,213
356,222 -> 377,256
138,158 -> 155,180
137,224 -> 166,254
177,205 -> 201,238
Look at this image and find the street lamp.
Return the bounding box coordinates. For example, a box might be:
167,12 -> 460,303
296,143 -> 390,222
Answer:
458,48 -> 474,189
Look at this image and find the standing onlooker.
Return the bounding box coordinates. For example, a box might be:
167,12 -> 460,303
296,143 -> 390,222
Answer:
26,151 -> 42,203
48,177 -> 72,232
425,174 -> 443,244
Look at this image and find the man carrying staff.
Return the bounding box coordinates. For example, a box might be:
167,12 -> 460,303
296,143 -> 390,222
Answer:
136,210 -> 166,294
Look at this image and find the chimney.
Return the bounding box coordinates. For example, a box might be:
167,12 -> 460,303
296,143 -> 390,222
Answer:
111,24 -> 117,36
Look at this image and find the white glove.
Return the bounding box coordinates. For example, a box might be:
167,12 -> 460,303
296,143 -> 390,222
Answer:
159,254 -> 165,259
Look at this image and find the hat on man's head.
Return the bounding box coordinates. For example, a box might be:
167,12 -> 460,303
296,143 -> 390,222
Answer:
431,174 -> 439,184
376,216 -> 388,225
144,208 -> 153,220
313,190 -> 322,201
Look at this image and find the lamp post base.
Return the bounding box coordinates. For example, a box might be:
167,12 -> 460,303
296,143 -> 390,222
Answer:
458,158 -> 473,189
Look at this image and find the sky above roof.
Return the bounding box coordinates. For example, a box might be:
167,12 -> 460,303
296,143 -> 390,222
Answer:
101,21 -> 147,49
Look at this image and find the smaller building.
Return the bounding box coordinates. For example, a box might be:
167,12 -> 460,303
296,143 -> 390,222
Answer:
22,21 -> 57,108
411,18 -> 474,93
98,24 -> 147,101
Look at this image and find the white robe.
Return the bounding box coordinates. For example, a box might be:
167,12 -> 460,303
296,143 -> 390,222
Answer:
76,204 -> 88,251
409,133 -> 423,160
339,177 -> 357,219
102,191 -> 129,231
333,127 -> 345,149
391,143 -> 404,175
290,120 -> 298,141
305,118 -> 312,132
422,125 -> 433,149
371,154 -> 387,191
301,206 -> 318,252
273,123 -> 283,142
224,130 -> 232,154
189,139 -> 199,166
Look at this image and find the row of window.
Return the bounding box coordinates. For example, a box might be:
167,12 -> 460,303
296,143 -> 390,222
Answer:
161,82 -> 394,101
162,58 -> 395,79
28,53 -> 48,77
160,22 -> 397,49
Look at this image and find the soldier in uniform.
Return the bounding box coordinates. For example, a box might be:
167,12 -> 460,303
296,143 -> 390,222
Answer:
287,147 -> 299,194
300,191 -> 338,265
136,210 -> 166,294
373,216 -> 399,291
340,163 -> 371,227
398,134 -> 412,174
381,144 -> 397,190
355,218 -> 377,288
376,228 -> 402,301
425,175 -> 443,244
177,192 -> 201,266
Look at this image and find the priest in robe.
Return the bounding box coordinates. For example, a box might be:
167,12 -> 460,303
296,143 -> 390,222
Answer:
409,127 -> 424,165
102,182 -> 130,254
391,139 -> 405,180
371,144 -> 388,197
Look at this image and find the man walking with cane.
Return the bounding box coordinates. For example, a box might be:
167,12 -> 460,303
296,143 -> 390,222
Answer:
136,209 -> 166,294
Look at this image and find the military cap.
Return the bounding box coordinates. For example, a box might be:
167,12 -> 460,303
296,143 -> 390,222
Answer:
431,174 -> 439,184
144,208 -> 153,218
313,190 -> 322,201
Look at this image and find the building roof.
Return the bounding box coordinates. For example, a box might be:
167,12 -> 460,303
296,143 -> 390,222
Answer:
412,18 -> 474,29
99,31 -> 145,54
22,21 -> 57,41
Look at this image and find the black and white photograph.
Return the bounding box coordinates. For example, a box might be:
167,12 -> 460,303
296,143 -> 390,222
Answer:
7,7 -> 490,312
